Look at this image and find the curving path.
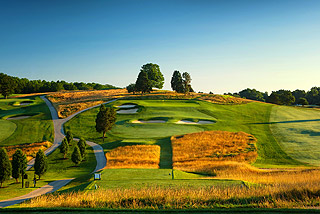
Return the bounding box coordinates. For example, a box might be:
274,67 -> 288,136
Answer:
0,96 -> 116,207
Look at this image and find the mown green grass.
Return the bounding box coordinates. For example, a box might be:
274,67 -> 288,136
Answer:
65,99 -> 303,168
0,96 -> 54,146
0,120 -> 16,142
0,140 -> 96,201
270,105 -> 320,166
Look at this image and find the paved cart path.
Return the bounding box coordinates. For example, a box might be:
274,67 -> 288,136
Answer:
0,97 -> 115,208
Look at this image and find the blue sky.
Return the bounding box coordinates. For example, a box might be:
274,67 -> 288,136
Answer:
0,0 -> 319,94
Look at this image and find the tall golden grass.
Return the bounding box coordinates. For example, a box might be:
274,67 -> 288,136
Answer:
172,131 -> 257,173
199,94 -> 252,104
105,145 -> 160,169
4,141 -> 52,161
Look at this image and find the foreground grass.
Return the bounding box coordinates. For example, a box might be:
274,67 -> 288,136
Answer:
270,105 -> 320,166
0,96 -> 54,146
65,99 -> 302,167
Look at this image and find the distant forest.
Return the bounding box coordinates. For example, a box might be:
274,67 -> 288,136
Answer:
0,73 -> 118,98
226,88 -> 320,106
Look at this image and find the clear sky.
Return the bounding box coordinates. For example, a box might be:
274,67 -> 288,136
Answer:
0,0 -> 319,94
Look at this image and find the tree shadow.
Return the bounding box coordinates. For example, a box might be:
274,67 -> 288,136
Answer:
251,119 -> 320,125
155,137 -> 173,169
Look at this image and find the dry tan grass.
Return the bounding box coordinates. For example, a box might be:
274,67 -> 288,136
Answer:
105,145 -> 161,169
4,141 -> 52,161
198,94 -> 252,104
172,131 -> 258,173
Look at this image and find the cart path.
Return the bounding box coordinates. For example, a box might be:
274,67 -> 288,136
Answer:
0,96 -> 115,208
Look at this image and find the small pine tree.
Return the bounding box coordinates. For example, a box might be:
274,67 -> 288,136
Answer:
60,137 -> 69,159
34,149 -> 47,179
71,146 -> 82,165
66,131 -> 73,144
11,149 -> 27,183
0,148 -> 12,188
77,138 -> 87,160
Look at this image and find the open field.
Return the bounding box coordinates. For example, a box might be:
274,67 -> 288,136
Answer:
0,96 -> 54,146
270,105 -> 320,166
106,145 -> 160,169
65,99 -> 302,168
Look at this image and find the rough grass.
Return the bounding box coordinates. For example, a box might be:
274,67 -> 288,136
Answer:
171,131 -> 258,173
0,96 -> 54,146
270,105 -> 320,166
0,119 -> 16,142
4,141 -> 52,161
106,145 -> 160,169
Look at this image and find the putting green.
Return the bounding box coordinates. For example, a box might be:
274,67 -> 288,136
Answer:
270,105 -> 320,166
0,119 -> 16,143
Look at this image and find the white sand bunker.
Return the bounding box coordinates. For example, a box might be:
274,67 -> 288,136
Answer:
20,101 -> 33,106
117,108 -> 139,114
117,104 -> 137,108
132,120 -> 166,124
7,116 -> 32,120
176,120 -> 215,125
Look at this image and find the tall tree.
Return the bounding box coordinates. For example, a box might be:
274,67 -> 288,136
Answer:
135,71 -> 151,94
182,72 -> 192,94
0,148 -> 12,188
298,97 -> 309,106
140,63 -> 164,89
292,89 -> 306,104
77,138 -> 87,160
126,83 -> 136,94
60,138 -> 69,159
0,73 -> 17,99
239,88 -> 265,102
11,149 -> 27,183
71,146 -> 82,165
34,149 -> 47,179
95,105 -> 117,142
66,131 -> 73,144
171,70 -> 184,93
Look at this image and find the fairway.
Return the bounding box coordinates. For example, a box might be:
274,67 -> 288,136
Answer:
65,99 -> 302,168
0,96 -> 54,146
270,105 -> 320,166
0,120 -> 16,142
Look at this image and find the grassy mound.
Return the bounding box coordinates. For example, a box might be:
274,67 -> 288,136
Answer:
0,119 -> 16,142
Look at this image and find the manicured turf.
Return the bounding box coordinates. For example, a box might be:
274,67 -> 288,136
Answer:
0,140 -> 96,201
0,120 -> 16,142
270,105 -> 320,166
0,96 -> 54,146
65,99 -> 303,168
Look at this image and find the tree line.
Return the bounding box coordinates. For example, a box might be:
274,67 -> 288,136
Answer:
227,87 -> 320,105
126,63 -> 193,94
0,73 -> 118,98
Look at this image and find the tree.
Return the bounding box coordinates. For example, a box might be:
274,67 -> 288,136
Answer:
34,149 -> 47,179
298,97 -> 309,106
182,72 -> 192,94
306,87 -> 320,105
60,138 -> 69,159
267,90 -> 295,105
135,71 -> 151,94
171,70 -> 184,93
0,148 -> 12,188
71,146 -> 82,165
11,149 -> 27,183
0,73 -> 17,99
77,138 -> 87,160
95,105 -> 117,142
140,63 -> 164,89
267,92 -> 281,105
66,131 -> 73,144
292,89 -> 306,104
238,88 -> 265,102
126,83 -> 136,94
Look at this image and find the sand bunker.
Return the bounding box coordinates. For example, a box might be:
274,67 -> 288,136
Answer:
176,120 -> 215,125
117,104 -> 137,108
117,108 -> 139,114
20,101 -> 33,106
7,115 -> 32,120
132,120 -> 166,124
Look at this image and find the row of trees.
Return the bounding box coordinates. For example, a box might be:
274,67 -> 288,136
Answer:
59,131 -> 87,165
228,87 -> 320,106
0,73 -> 117,98
126,63 -> 193,94
0,148 -> 47,188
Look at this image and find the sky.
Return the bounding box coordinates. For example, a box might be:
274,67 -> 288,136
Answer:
0,0 -> 320,94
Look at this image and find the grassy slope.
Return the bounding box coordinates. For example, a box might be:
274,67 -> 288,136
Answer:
0,141 -> 96,201
0,96 -> 54,146
270,105 -> 320,166
65,99 -> 302,168
0,120 -> 16,142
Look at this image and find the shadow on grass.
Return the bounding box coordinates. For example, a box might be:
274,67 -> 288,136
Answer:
252,118 -> 320,125
156,137 -> 173,169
